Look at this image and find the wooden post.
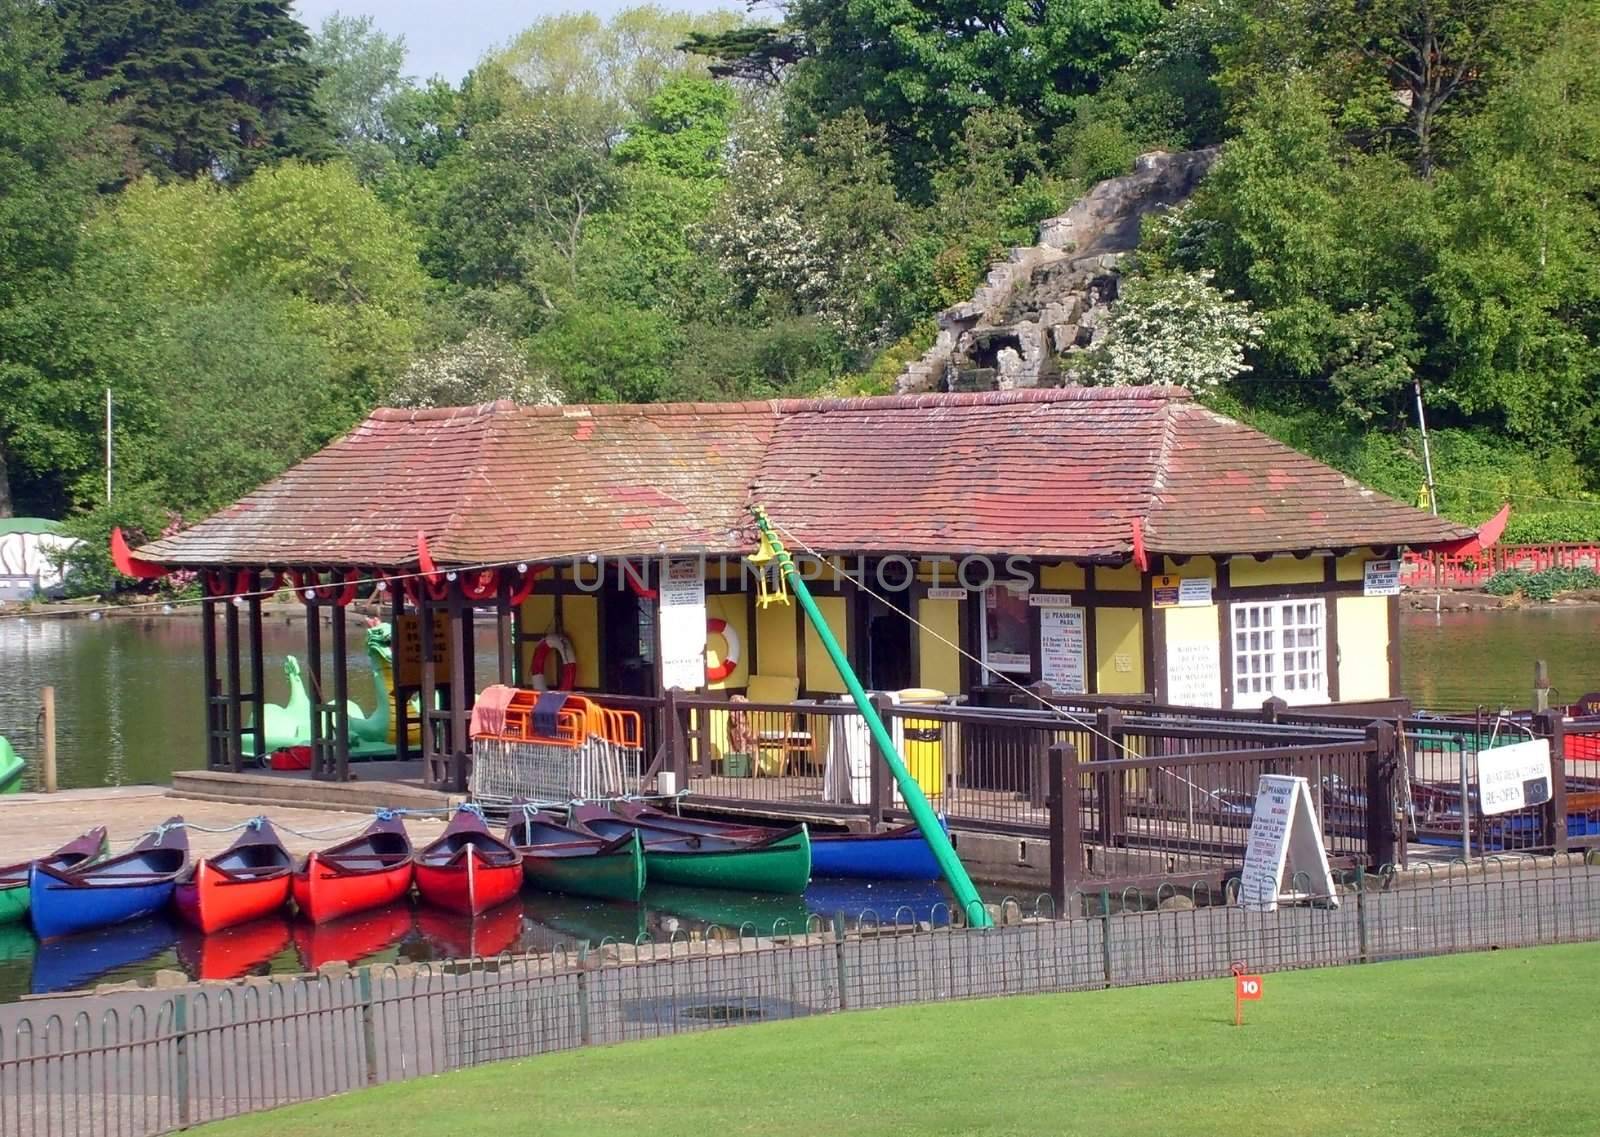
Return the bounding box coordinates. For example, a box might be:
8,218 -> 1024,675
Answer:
247,583 -> 266,767
1261,696 -> 1287,725
1364,721 -> 1398,868
224,594 -> 244,772
331,606 -> 351,782
448,580 -> 471,792
40,686 -> 57,793
663,687 -> 689,792
868,694 -> 895,829
306,595 -> 326,779
391,581 -> 409,763
421,591 -> 439,786
1532,708 -> 1567,854
496,574 -> 514,686
1047,742 -> 1081,912
1534,660 -> 1551,713
200,597 -> 221,770
1094,707 -> 1124,848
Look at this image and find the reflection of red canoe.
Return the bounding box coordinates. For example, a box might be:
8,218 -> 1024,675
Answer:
174,820 -> 294,933
176,915 -> 293,981
292,816 -> 414,925
292,903 -> 414,971
413,901 -> 523,960
414,809 -> 522,916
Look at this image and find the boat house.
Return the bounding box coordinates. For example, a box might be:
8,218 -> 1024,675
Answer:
137,386 -> 1479,807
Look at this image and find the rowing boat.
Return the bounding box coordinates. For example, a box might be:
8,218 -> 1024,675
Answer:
568,804 -> 811,894
607,802 -> 940,881
413,808 -> 523,915
0,829 -> 108,925
174,819 -> 294,933
506,808 -> 645,902
29,819 -> 190,940
292,815 -> 413,925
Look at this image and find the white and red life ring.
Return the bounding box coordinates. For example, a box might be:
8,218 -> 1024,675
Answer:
530,633 -> 578,691
705,617 -> 741,683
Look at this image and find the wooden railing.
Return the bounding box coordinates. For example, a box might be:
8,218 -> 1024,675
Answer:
1402,543 -> 1600,590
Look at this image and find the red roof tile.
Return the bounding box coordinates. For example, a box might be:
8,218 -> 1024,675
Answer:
139,389 -> 1471,567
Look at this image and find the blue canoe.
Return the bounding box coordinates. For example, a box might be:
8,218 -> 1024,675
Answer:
29,817 -> 190,940
811,823 -> 943,880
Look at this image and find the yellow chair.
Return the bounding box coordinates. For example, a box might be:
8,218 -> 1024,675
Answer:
744,674 -> 813,777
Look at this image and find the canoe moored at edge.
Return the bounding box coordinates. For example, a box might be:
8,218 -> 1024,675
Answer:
0,828 -> 109,926
506,808 -> 645,902
413,807 -> 523,916
292,814 -> 414,926
174,818 -> 295,933
569,805 -> 811,894
28,819 -> 190,941
811,823 -> 944,881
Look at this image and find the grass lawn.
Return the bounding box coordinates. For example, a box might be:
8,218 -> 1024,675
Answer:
194,943 -> 1600,1137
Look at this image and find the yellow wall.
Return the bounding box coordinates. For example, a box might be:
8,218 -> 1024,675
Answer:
916,596 -> 964,694
1337,595 -> 1391,701
1094,562 -> 1142,591
803,595 -> 850,693
515,593 -> 598,688
1229,554 -> 1325,587
917,557 -> 957,583
1162,555 -> 1218,582
1094,607 -> 1145,694
1038,562 -> 1087,590
755,600 -> 798,681
704,593 -> 749,690
1336,549 -> 1383,582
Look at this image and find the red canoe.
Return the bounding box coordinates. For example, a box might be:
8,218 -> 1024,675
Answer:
174,819 -> 294,933
413,808 -> 523,916
176,915 -> 293,981
292,815 -> 414,925
292,902 -> 415,971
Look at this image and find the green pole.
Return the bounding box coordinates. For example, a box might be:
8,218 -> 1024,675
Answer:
751,507 -> 992,928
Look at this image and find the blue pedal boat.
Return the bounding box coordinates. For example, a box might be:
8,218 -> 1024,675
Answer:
29,818 -> 190,941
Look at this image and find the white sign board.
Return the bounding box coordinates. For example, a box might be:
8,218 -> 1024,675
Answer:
1039,607 -> 1087,694
1363,559 -> 1402,597
1029,592 -> 1074,607
658,557 -> 707,691
927,587 -> 968,601
1178,577 -> 1213,606
1240,775 -> 1339,912
1476,739 -> 1552,815
1166,639 -> 1221,708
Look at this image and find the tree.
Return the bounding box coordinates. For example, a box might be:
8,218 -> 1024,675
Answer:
0,0 -> 119,515
384,328 -> 562,409
782,0 -> 1164,193
614,76 -> 738,179
1085,270 -> 1263,390
306,13 -> 412,182
52,0 -> 330,180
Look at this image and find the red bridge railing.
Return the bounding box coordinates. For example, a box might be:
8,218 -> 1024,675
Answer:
1402,543 -> 1600,590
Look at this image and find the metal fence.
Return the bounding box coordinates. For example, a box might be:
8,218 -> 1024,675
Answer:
4,855 -> 1599,1137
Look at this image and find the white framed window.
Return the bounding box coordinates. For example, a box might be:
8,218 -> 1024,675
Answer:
1230,598 -> 1327,706
980,585 -> 1032,679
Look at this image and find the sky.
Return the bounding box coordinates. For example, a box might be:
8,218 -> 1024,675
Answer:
291,0 -> 744,84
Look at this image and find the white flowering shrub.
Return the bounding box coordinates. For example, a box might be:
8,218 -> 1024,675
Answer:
384,329 -> 563,408
1085,269 -> 1263,391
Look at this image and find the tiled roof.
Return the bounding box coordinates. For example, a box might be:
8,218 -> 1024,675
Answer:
139,388 -> 1472,567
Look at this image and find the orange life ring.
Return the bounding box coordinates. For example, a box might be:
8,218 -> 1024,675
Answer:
530,633 -> 578,690
705,617 -> 741,683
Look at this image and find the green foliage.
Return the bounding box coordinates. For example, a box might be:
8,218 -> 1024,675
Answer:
613,77 -> 737,179
55,489 -> 172,597
52,0 -> 331,181
1502,509 -> 1600,545
1483,567 -> 1600,601
306,14 -> 411,182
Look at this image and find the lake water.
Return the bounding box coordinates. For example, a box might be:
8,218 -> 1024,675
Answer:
2,607 -> 1599,789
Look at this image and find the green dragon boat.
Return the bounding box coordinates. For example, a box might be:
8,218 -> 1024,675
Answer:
0,736 -> 23,795
570,805 -> 812,894
0,828 -> 110,924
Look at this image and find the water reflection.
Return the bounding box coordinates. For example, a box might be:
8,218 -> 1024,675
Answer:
29,915 -> 178,996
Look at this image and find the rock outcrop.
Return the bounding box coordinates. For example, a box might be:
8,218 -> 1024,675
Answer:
896,148 -> 1220,394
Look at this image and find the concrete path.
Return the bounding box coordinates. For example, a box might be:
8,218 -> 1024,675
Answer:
0,787 -> 447,863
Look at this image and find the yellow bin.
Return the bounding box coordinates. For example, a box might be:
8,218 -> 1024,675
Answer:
896,688 -> 947,799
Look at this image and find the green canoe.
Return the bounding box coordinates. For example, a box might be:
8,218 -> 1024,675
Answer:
508,813 -> 647,903
0,736 -> 23,795
570,806 -> 812,894
0,828 -> 111,924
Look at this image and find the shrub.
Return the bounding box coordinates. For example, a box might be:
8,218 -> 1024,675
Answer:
1483,567 -> 1600,601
